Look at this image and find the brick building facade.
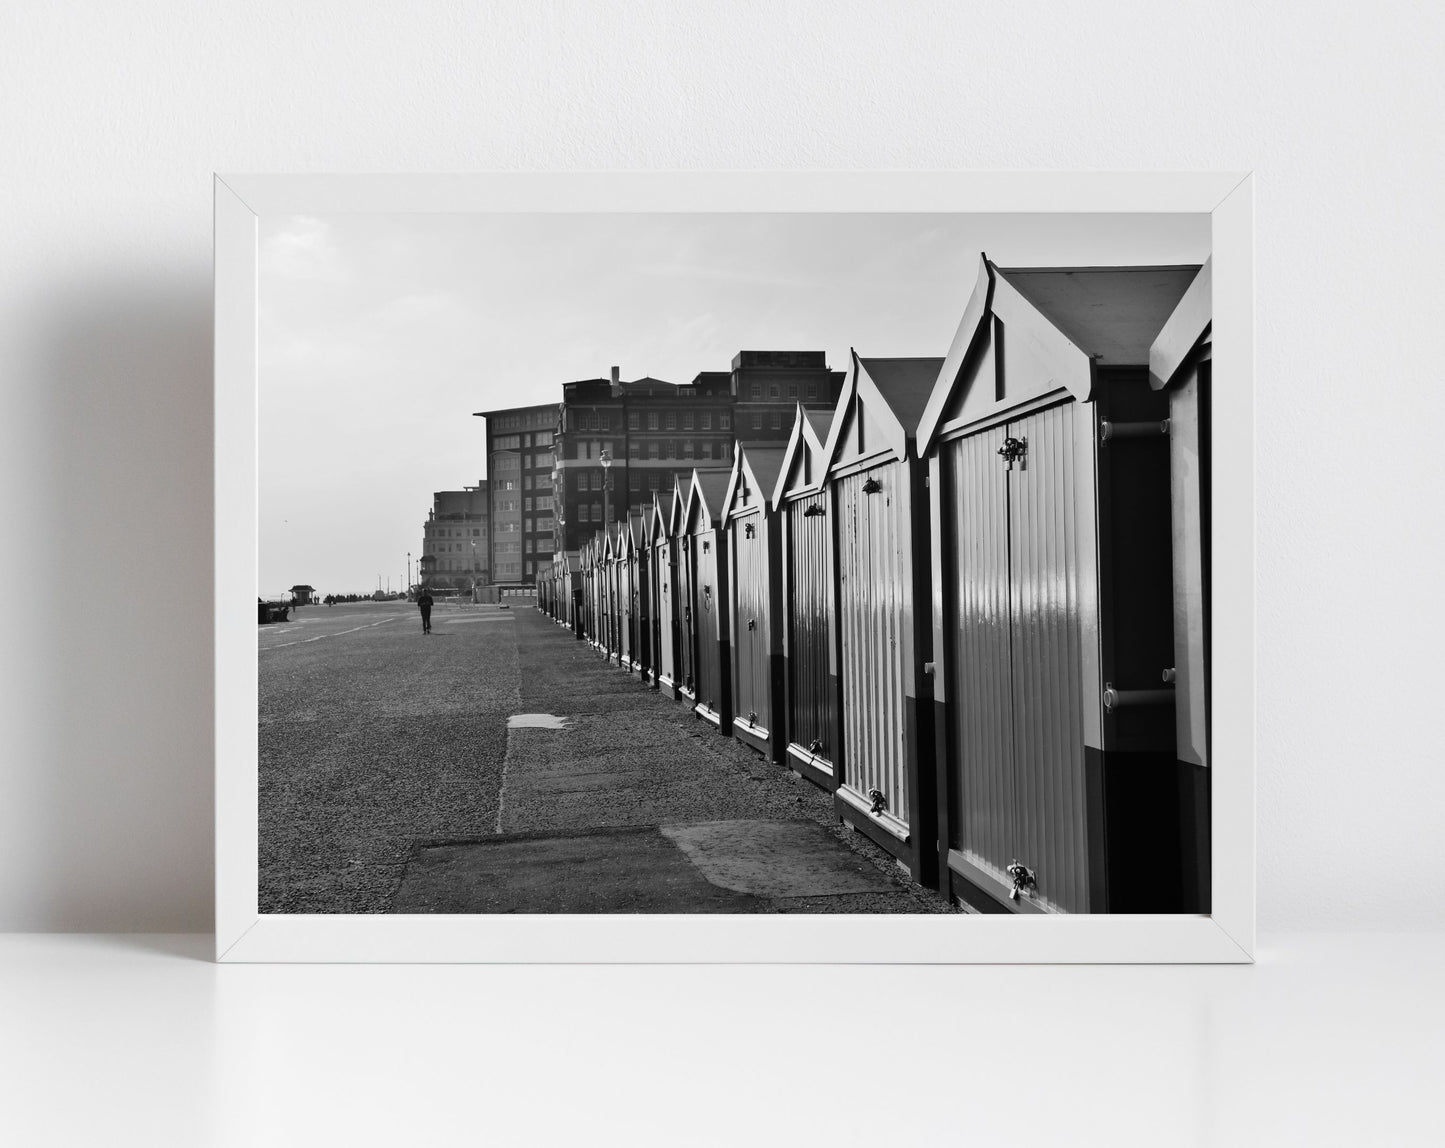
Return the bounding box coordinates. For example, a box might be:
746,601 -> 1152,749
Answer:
551,351 -> 843,553
419,485 -> 489,591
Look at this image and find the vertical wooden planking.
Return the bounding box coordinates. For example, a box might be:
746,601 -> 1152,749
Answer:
694,534 -> 721,713
837,462 -> 910,827
786,493 -> 835,761
677,537 -> 695,697
948,425 -> 1015,883
1008,403 -> 1089,913
733,511 -> 771,730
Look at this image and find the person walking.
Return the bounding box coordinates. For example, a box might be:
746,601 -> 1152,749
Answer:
417,588 -> 434,634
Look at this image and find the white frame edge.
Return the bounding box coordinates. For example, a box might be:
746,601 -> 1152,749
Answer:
215,171 -> 1254,964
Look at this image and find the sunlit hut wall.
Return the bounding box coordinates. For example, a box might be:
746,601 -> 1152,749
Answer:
919,254 -> 1208,915
653,483 -> 686,700
823,351 -> 944,888
668,474 -> 698,705
602,521 -> 623,663
625,512 -> 651,680
640,502 -> 664,688
682,466 -> 734,732
722,443 -> 787,763
773,403 -> 840,793
616,515 -> 641,673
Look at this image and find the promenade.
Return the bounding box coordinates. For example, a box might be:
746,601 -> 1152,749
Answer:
259,599 -> 951,915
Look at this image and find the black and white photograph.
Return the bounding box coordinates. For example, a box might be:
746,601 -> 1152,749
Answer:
258,210 -> 1214,917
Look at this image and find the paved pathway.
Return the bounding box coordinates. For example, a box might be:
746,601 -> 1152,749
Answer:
260,600 -> 952,914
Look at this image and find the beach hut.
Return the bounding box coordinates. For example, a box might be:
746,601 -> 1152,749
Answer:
771,403 -> 840,790
1149,258 -> 1213,912
603,521 -> 624,664
564,550 -> 583,638
650,490 -> 681,696
918,254 -> 1206,914
683,467 -> 734,731
721,444 -> 788,760
671,477 -> 698,705
579,537 -> 593,642
622,513 -> 649,674
822,350 -> 944,885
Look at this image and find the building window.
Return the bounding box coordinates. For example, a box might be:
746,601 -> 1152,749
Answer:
648,443 -> 659,459
629,442 -> 641,460
536,496 -> 553,510
683,441 -> 694,459
665,413 -> 676,431
787,384 -> 798,399
701,412 -> 712,430
682,413 -> 694,431
534,430 -> 553,446
769,383 -> 781,399
523,475 -> 533,490
524,497 -> 533,511
534,452 -> 554,468
589,472 -> 602,491
629,472 -> 642,490
647,412 -> 659,431
494,434 -> 520,450
771,413 -> 783,430
751,383 -> 762,399
806,383 -> 818,399
525,539 -> 533,553
628,412 -> 640,431
752,414 -> 762,430
648,473 -> 660,490
720,412 -> 731,430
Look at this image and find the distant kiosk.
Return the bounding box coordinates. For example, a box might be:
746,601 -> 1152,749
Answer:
289,584 -> 315,606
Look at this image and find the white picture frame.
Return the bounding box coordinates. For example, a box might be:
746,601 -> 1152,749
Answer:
216,171 -> 1253,963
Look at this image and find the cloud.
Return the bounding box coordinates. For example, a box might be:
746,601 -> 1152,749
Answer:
259,216 -> 346,284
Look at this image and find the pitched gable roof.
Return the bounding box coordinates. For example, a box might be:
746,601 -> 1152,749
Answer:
722,444 -> 787,522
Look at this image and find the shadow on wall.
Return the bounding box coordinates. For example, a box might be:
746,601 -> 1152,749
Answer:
22,273 -> 214,931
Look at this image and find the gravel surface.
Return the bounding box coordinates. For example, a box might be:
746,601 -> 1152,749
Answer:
259,600 -> 955,914
259,601 -> 516,912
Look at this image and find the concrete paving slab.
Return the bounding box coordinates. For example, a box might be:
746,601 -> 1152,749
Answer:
660,820 -> 899,898
507,713 -> 570,729
390,827 -> 759,914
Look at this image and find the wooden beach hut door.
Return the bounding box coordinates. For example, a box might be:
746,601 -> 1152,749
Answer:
945,403 -> 1092,913
836,462 -> 912,837
733,512 -> 771,734
675,539 -> 696,697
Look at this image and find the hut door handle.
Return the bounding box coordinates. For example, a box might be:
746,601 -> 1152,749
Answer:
868,788 -> 887,815
1006,861 -> 1037,902
747,619 -> 757,631
998,436 -> 1027,470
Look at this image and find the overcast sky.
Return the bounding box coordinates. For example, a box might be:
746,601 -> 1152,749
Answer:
258,211 -> 1208,596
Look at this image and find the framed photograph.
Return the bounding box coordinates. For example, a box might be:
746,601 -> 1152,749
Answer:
216,172 -> 1253,962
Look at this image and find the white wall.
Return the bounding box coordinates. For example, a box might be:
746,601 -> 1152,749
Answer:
3,1 -> 1441,932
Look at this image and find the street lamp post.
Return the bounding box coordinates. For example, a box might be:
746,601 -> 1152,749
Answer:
470,540 -> 478,603
599,447 -> 612,528
407,552 -> 411,597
